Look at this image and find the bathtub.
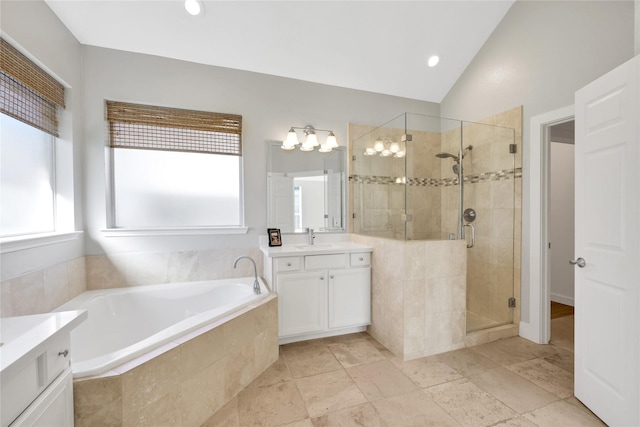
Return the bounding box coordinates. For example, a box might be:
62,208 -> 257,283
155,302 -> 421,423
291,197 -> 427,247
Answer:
55,276 -> 271,379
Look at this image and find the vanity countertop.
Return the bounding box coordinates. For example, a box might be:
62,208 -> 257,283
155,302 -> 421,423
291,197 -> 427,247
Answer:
261,241 -> 373,257
0,310 -> 87,374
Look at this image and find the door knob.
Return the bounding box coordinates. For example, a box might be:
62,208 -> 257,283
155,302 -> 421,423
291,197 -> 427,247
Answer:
569,257 -> 586,268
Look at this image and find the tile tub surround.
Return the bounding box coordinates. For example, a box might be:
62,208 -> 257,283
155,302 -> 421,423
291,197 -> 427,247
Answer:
204,329 -> 604,427
85,247 -> 264,290
73,294 -> 278,427
350,234 -> 467,360
0,257 -> 86,318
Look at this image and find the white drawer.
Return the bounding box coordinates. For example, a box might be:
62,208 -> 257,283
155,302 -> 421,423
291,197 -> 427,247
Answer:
305,254 -> 346,270
276,257 -> 302,272
350,252 -> 371,267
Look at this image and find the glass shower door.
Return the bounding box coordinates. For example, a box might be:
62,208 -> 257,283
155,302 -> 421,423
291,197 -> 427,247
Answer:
462,121 -> 516,332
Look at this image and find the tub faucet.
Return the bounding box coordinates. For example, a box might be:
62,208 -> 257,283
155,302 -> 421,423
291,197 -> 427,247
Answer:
233,256 -> 261,294
308,228 -> 315,245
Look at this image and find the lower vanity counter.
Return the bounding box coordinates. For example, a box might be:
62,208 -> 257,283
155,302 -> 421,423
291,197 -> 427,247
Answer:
261,242 -> 373,344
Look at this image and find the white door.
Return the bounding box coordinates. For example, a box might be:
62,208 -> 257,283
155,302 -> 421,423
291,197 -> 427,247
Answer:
574,54 -> 639,426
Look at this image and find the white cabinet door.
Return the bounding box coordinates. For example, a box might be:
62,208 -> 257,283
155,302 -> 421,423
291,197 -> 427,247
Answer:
13,368 -> 74,427
574,54 -> 639,426
277,271 -> 327,337
328,268 -> 371,329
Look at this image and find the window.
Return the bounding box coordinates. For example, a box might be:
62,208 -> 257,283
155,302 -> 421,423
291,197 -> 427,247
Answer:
106,101 -> 243,229
0,38 -> 65,238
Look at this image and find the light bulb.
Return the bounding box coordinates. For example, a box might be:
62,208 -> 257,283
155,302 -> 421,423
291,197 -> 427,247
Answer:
364,147 -> 376,156
390,142 -> 400,153
326,132 -> 338,148
380,149 -> 392,157
281,142 -> 296,150
185,0 -> 202,16
394,150 -> 406,158
286,128 -> 299,146
428,55 -> 440,67
306,132 -> 319,147
374,138 -> 384,152
300,140 -> 314,151
319,144 -> 332,153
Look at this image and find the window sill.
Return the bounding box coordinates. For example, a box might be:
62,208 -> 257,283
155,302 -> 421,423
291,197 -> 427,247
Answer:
0,231 -> 83,254
101,227 -> 249,237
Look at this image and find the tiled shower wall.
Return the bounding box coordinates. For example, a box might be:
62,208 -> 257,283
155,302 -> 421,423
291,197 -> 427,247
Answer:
1,248 -> 264,317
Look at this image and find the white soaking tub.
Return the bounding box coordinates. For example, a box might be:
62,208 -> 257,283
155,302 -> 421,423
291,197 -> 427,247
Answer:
55,276 -> 270,378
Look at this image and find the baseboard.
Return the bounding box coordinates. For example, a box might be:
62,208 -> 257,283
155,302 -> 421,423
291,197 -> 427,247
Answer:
519,321 -> 546,344
551,293 -> 574,306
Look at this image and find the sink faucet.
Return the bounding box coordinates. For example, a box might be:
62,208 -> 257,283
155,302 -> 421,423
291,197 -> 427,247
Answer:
308,228 -> 315,245
233,255 -> 261,294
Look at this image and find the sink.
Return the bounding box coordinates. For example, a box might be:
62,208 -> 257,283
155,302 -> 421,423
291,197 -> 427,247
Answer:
294,244 -> 336,250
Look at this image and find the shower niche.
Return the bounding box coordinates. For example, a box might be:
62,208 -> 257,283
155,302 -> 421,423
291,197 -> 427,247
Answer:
349,109 -> 521,356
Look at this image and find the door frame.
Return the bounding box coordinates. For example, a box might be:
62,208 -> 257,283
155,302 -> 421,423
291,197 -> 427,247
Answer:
521,105 -> 574,344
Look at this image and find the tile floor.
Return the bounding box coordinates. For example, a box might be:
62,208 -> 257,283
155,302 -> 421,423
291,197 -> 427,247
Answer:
203,315 -> 604,426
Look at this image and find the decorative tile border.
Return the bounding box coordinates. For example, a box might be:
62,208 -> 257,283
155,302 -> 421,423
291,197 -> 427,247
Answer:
350,167 -> 522,187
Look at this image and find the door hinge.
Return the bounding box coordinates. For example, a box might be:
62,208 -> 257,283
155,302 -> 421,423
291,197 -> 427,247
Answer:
402,214 -> 413,222
509,144 -> 517,154
352,213 -> 356,219
508,297 -> 516,308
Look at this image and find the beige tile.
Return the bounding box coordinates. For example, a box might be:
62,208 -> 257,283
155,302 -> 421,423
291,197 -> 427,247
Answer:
340,336 -> 394,369
85,254 -> 126,290
73,376 -> 123,427
1,280 -> 13,318
179,359 -> 226,426
506,358 -> 573,399
469,337 -> 540,365
278,419 -> 314,427
492,417 -> 539,427
251,356 -> 292,388
541,345 -> 574,373
436,348 -> 498,377
179,325 -> 225,378
470,367 -> 559,413
392,356 -> 462,388
283,345 -> 342,378
523,400 -> 606,427
122,390 -> 182,426
347,360 -> 418,401
9,270 -> 46,316
237,380 -> 308,427
295,369 -> 367,418
311,403 -> 385,427
425,379 -> 517,427
372,390 -> 460,426
67,256 -> 87,298
202,397 -> 240,427
43,262 -> 70,311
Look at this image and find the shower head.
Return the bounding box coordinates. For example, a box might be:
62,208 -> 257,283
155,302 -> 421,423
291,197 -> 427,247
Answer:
435,152 -> 460,162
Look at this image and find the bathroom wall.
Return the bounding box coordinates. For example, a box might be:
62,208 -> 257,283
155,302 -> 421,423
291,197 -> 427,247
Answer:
1,0 -> 440,316
440,0 -> 635,328
0,0 -> 86,316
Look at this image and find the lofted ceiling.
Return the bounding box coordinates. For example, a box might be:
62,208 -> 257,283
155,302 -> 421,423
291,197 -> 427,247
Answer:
44,0 -> 514,103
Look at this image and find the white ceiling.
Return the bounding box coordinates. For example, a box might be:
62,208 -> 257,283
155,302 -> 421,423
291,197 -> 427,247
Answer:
44,0 -> 514,103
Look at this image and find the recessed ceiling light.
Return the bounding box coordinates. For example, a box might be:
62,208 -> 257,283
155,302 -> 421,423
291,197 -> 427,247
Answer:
428,55 -> 440,67
185,0 -> 203,16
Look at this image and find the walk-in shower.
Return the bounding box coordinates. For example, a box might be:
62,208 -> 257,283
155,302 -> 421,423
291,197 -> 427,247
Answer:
350,112 -> 519,334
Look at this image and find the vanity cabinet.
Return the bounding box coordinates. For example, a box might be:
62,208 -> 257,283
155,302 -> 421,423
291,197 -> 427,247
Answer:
263,246 -> 372,344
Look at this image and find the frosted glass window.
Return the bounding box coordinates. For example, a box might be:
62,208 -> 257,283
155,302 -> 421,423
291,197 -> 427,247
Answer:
0,113 -> 55,237
113,148 -> 241,227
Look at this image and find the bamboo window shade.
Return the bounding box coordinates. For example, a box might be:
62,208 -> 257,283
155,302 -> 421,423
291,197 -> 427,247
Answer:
106,101 -> 243,156
0,38 -> 65,137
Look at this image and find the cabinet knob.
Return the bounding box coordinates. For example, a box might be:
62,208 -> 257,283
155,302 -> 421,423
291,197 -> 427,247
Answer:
58,349 -> 69,358
359,257 -> 364,261
320,276 -> 324,280
287,262 -> 292,267
330,275 -> 334,279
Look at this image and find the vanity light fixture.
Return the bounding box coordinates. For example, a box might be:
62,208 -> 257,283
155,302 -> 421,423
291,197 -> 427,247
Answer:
364,137 -> 405,158
282,125 -> 338,152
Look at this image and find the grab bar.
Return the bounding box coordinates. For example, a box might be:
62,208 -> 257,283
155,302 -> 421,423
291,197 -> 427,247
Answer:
464,223 -> 475,248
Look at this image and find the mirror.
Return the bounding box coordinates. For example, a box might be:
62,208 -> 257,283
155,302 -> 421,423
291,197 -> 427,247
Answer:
267,141 -> 346,233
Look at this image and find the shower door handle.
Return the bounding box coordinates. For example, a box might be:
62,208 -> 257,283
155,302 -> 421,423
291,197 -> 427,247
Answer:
464,223 -> 475,248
